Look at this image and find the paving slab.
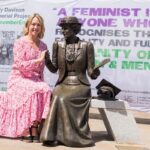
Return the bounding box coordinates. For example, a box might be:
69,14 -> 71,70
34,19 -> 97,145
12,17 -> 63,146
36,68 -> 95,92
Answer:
116,144 -> 149,150
0,108 -> 149,150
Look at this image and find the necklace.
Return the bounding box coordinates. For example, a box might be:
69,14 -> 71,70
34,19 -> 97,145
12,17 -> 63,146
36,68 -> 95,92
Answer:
65,44 -> 75,63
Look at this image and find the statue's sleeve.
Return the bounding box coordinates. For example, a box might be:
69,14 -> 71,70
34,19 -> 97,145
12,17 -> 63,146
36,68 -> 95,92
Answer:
45,41 -> 58,73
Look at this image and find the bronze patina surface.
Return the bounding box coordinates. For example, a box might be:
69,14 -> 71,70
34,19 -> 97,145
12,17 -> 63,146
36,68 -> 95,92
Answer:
40,16 -> 100,147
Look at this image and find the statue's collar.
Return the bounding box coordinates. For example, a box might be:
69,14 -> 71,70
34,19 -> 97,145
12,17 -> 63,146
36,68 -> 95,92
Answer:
59,37 -> 81,49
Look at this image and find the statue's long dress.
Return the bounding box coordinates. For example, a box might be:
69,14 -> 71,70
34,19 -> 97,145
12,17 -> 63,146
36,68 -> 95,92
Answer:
40,42 -> 94,147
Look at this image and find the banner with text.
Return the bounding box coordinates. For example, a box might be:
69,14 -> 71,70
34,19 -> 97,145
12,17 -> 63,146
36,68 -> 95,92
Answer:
0,0 -> 150,112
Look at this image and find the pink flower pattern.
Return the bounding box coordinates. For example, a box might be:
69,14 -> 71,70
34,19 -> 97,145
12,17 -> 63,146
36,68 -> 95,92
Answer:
0,37 -> 52,138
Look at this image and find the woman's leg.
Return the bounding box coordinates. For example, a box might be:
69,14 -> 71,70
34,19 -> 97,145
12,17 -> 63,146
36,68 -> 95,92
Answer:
31,121 -> 40,143
38,119 -> 45,136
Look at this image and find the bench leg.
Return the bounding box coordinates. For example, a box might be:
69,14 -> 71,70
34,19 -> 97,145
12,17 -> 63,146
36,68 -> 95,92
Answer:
98,106 -> 142,144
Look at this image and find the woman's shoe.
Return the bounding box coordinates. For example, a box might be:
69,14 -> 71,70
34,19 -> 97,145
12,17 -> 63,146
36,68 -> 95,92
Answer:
32,135 -> 40,143
21,135 -> 33,143
22,127 -> 33,143
21,124 -> 40,143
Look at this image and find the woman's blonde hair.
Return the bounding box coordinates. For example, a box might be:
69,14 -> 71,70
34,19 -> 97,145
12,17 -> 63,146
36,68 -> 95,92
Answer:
23,13 -> 45,39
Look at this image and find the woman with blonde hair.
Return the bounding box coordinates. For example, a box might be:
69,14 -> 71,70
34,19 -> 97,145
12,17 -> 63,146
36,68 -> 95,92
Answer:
0,13 -> 52,142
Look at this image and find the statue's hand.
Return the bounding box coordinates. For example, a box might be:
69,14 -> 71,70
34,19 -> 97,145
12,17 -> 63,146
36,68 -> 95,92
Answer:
91,68 -> 100,79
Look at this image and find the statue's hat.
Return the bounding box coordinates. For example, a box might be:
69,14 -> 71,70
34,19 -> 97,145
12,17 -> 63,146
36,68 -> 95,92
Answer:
58,16 -> 82,26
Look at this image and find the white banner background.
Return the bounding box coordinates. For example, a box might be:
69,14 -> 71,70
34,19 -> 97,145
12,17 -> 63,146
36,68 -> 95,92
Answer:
0,0 -> 150,112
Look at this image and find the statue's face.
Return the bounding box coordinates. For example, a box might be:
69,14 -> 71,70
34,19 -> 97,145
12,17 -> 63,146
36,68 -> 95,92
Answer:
61,25 -> 74,39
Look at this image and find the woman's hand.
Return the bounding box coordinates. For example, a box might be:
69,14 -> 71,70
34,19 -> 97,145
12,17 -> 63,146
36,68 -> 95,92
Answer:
35,50 -> 47,64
